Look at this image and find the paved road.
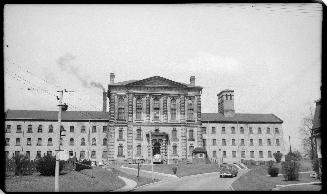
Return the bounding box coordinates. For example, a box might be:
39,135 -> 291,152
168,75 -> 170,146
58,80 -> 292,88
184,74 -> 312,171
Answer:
134,170 -> 247,191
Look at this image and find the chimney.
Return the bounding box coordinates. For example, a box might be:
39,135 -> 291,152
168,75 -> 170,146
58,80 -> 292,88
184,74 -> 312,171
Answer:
103,92 -> 107,112
110,73 -> 115,84
190,76 -> 195,86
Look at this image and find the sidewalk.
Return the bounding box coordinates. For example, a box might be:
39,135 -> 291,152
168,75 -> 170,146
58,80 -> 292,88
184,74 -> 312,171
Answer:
120,165 -> 179,181
272,181 -> 322,191
115,176 -> 137,192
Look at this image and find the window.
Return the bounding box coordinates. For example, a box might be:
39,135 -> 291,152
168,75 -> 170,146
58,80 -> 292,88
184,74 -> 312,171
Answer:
173,144 -> 178,155
266,127 -> 270,134
241,151 -> 246,158
213,151 -> 217,158
240,127 -> 244,134
172,128 -> 178,140
91,151 -> 96,159
259,151 -> 263,158
48,138 -> 53,146
103,126 -> 107,133
36,151 -> 42,158
136,127 -> 142,140
267,139 -> 271,146
5,138 -> 10,146
103,138 -> 107,146
212,127 -> 216,134
15,151 -> 20,156
92,138 -> 96,146
26,151 -> 30,159
275,128 -> 279,134
136,145 -> 142,156
47,151 -> 52,156
189,145 -> 194,156
6,125 -> 11,133
49,125 -> 53,133
102,151 -> 108,159
188,129 -> 194,141
187,98 -> 194,121
27,138 -> 31,146
223,151 -> 226,158
231,127 -> 235,134
38,125 -> 42,133
16,138 -> 21,146
222,139 -> 226,146
249,127 -> 253,134
118,96 -> 125,120
170,98 -> 176,120
153,97 -> 160,120
268,151 -> 272,158
212,139 -> 217,146
70,138 -> 74,146
202,127 -> 206,134
27,125 -> 33,133
250,139 -> 254,146
259,139 -> 263,146
203,139 -> 206,147
92,126 -> 96,133
81,138 -> 85,146
199,153 -> 204,158
80,151 -> 85,160
232,139 -> 236,146
136,97 -> 143,120
17,125 -> 22,133
118,145 -> 124,156
232,151 -> 236,158
60,138 -> 63,146
37,138 -> 42,146
276,139 -> 280,146
241,139 -> 245,146
258,127 -> 262,134
81,126 -> 86,133
250,151 -> 254,158
70,126 -> 74,133
118,129 -> 123,140
69,151 -> 74,158
222,127 -> 226,134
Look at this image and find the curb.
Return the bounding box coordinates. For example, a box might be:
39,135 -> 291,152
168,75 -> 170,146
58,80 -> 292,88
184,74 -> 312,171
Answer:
121,165 -> 179,179
133,179 -> 168,191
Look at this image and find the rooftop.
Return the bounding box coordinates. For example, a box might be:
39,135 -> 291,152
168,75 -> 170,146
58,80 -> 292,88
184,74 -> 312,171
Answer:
201,113 -> 283,123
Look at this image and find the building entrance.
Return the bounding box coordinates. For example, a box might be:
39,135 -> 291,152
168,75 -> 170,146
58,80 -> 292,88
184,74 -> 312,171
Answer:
153,142 -> 161,155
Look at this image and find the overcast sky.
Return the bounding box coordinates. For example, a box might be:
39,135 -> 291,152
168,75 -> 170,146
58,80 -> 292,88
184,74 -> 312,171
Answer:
4,4 -> 322,152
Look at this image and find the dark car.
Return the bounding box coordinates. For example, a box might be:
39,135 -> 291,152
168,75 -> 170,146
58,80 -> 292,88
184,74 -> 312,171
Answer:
219,165 -> 238,178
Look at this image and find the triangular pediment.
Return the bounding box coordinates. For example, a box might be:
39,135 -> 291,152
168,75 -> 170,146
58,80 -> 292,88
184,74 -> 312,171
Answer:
125,76 -> 188,88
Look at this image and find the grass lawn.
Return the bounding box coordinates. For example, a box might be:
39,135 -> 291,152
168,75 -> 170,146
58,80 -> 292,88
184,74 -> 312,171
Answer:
5,167 -> 124,192
232,165 -> 318,191
125,163 -> 220,178
279,184 -> 321,191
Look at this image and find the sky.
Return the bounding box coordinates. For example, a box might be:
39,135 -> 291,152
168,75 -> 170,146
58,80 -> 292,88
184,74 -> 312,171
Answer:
4,4 -> 322,152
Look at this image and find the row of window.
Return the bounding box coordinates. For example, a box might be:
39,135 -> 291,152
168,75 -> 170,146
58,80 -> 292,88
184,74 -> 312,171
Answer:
204,126 -> 280,135
6,150 -> 107,160
213,150 -> 280,158
204,138 -> 281,146
5,137 -> 108,146
5,125 -> 108,134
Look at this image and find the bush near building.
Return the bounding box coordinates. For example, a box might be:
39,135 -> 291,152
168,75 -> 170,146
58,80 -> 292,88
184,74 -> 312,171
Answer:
273,152 -> 283,163
75,159 -> 92,172
36,155 -> 64,176
282,160 -> 300,181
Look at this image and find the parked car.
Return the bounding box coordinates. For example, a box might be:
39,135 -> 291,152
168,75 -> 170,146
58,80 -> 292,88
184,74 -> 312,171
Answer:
219,165 -> 238,178
153,154 -> 163,164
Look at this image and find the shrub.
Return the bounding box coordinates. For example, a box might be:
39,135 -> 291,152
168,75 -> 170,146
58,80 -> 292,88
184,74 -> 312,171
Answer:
282,160 -> 300,181
36,155 -> 64,176
172,166 -> 177,174
268,167 -> 279,177
13,154 -> 31,176
285,151 -> 302,162
267,160 -> 275,168
75,159 -> 92,172
273,152 -> 283,163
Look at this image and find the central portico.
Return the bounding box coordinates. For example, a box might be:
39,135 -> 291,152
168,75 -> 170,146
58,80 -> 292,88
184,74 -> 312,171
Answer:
107,74 -> 203,163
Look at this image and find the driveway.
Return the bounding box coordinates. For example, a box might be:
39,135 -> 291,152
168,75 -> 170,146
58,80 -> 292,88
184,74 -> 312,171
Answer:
134,170 -> 248,191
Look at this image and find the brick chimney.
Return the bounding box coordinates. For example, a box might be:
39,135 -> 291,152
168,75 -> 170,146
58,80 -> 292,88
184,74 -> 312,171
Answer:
103,92 -> 107,112
110,73 -> 115,84
190,76 -> 195,86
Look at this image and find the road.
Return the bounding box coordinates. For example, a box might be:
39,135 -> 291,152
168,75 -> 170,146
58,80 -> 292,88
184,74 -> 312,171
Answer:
134,171 -> 247,191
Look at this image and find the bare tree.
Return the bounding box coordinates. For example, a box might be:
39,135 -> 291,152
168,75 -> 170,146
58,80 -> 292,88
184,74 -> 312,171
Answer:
299,106 -> 316,159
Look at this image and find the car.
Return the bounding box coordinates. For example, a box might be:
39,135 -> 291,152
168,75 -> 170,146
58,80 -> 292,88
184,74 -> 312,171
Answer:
153,154 -> 163,164
219,165 -> 238,178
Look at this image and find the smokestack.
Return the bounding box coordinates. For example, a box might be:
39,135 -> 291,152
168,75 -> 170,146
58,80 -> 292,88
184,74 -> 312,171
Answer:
110,73 -> 115,84
103,92 -> 107,112
190,76 -> 195,86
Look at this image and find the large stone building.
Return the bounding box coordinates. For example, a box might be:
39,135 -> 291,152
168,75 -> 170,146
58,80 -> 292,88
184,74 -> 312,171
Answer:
4,74 -> 285,164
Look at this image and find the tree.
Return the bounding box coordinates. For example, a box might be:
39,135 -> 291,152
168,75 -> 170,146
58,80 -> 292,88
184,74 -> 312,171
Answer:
298,106 -> 316,160
285,151 -> 302,161
273,152 -> 283,163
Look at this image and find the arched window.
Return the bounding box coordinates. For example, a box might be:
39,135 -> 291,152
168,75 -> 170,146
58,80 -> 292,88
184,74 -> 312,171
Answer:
136,127 -> 142,140
172,128 -> 177,140
173,144 -> 178,155
187,98 -> 194,121
188,129 -> 194,140
189,145 -> 194,156
38,125 -> 43,133
136,97 -> 142,120
81,138 -> 85,146
118,96 -> 125,120
118,145 -> 124,156
258,128 -> 262,134
170,98 -> 177,120
153,97 -> 160,120
92,138 -> 96,146
48,138 -> 53,146
70,138 -> 74,146
48,124 -> 53,133
240,127 -> 244,134
136,144 -> 141,156
103,138 -> 107,146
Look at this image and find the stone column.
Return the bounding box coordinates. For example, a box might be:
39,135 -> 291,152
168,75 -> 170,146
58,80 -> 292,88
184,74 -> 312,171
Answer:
196,95 -> 201,123
146,95 -> 150,121
108,93 -> 116,161
180,95 -> 185,123
163,95 -> 168,122
127,93 -> 134,160
180,127 -> 187,159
